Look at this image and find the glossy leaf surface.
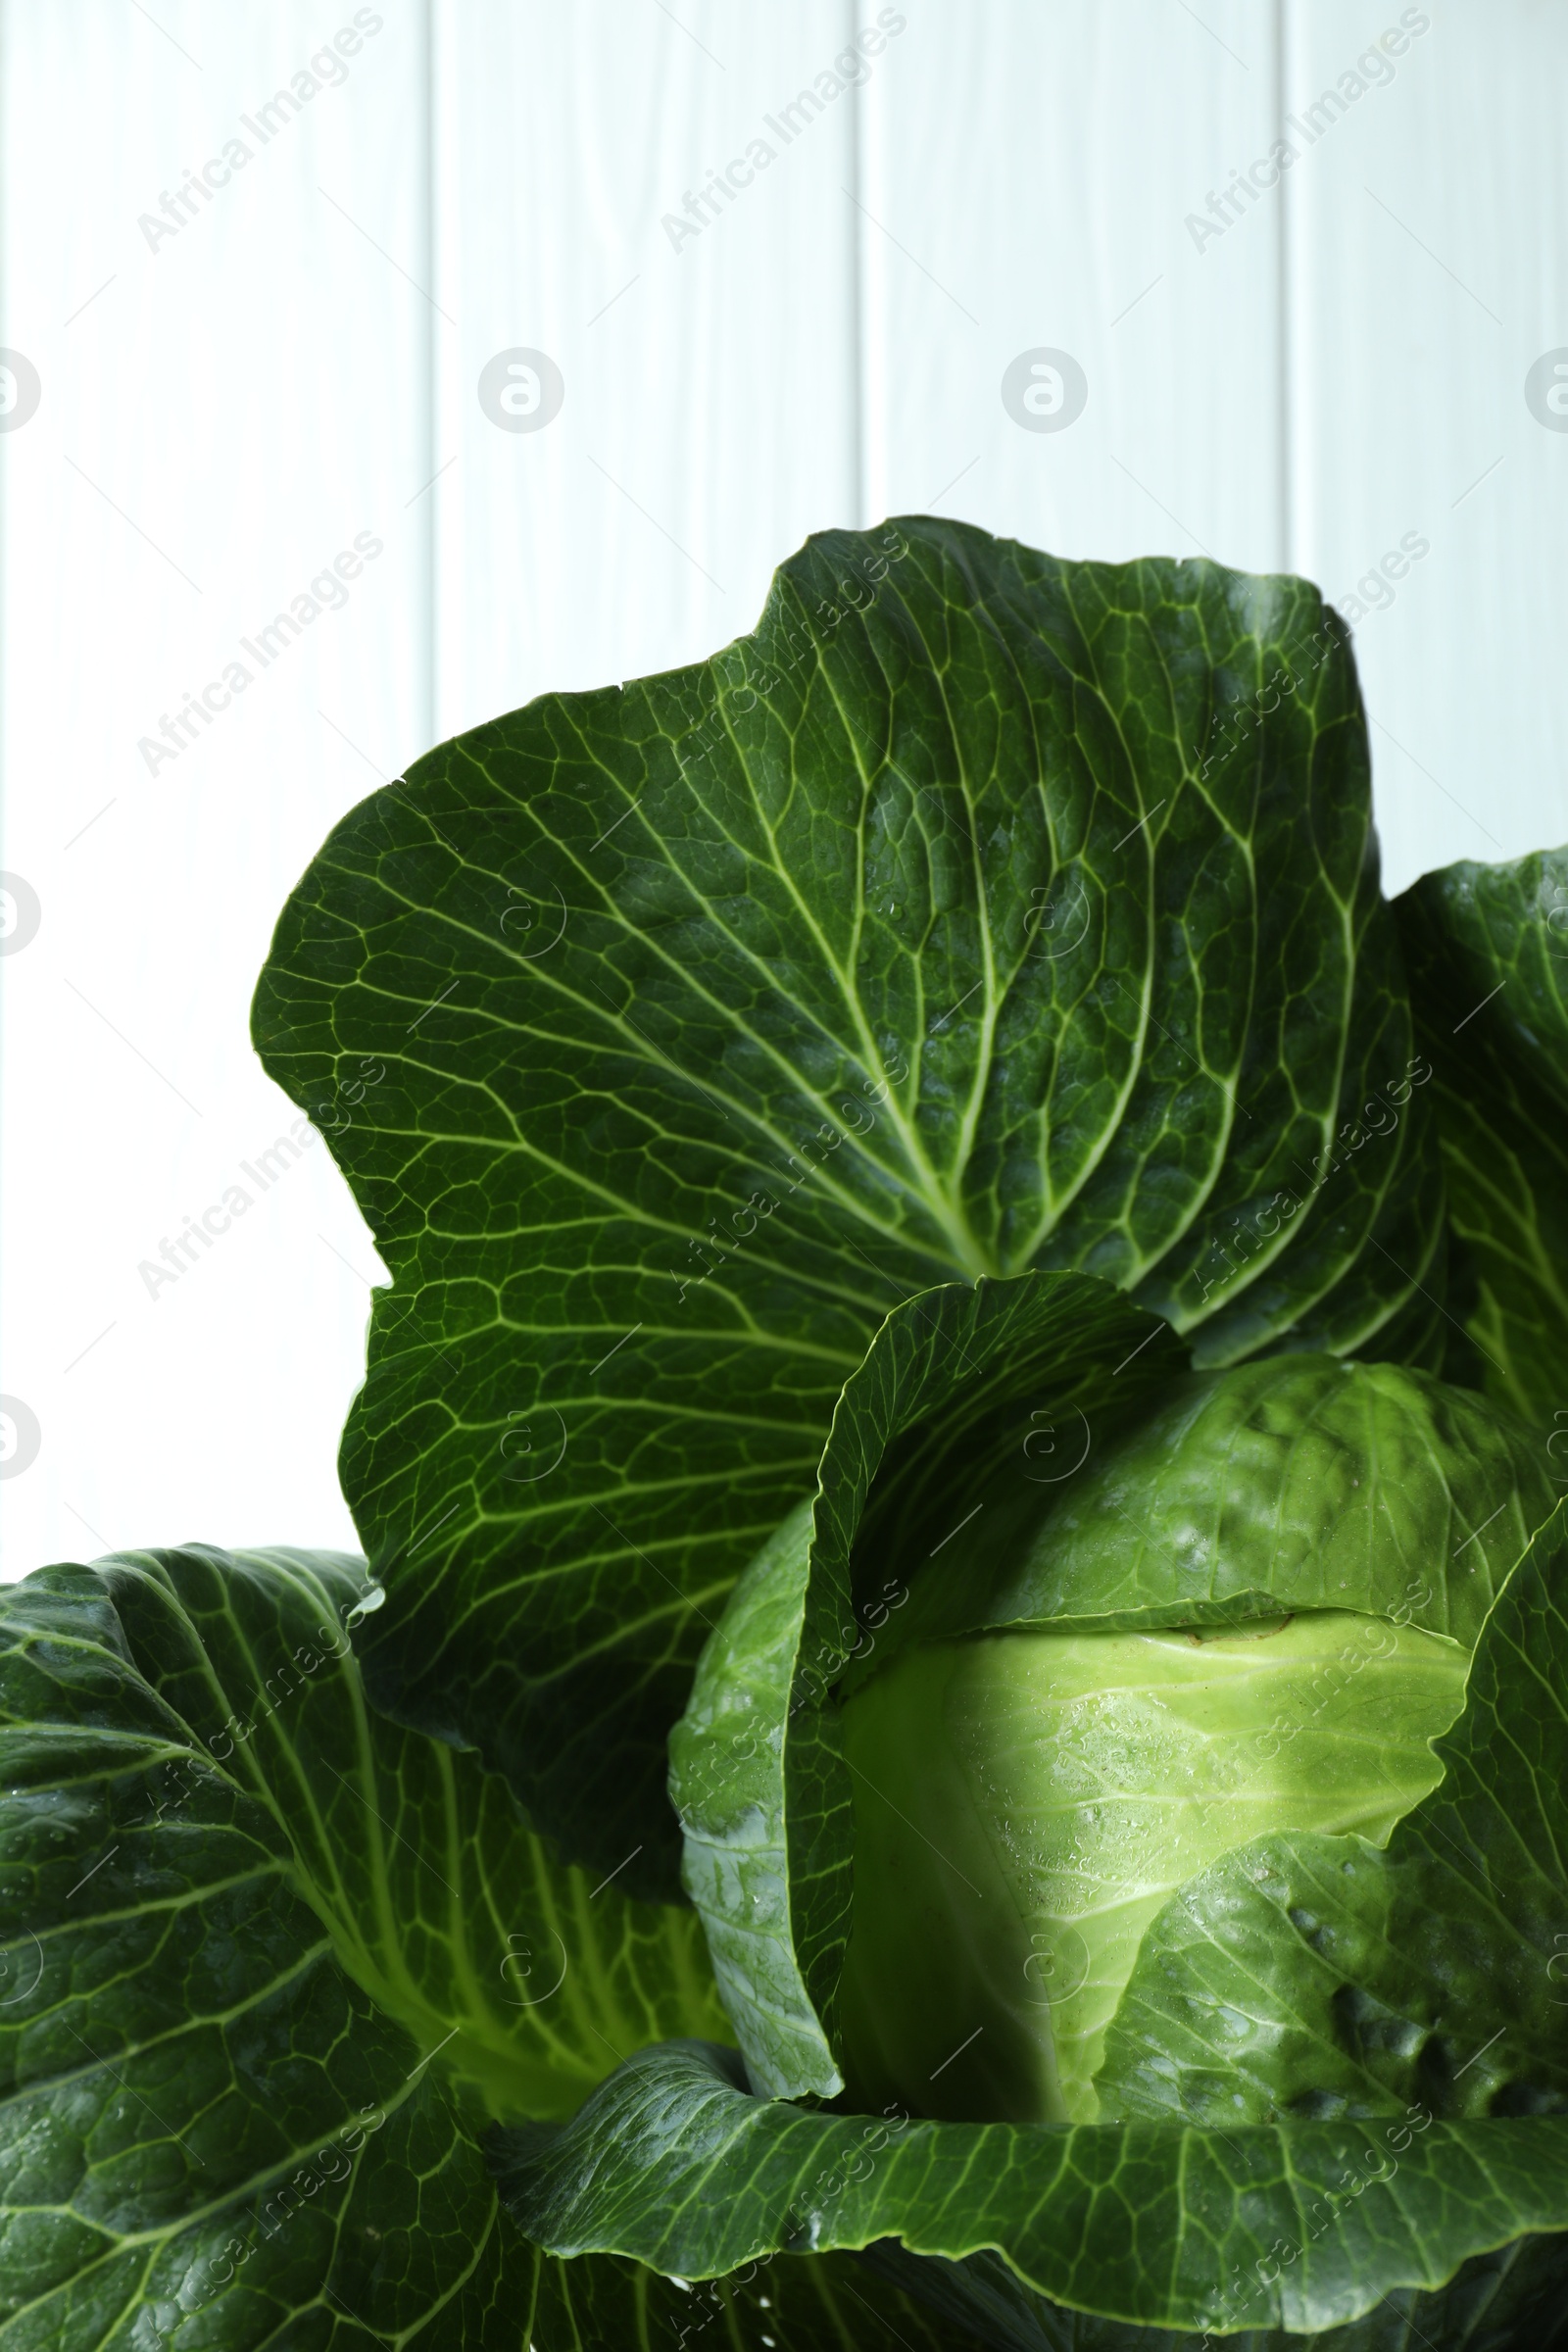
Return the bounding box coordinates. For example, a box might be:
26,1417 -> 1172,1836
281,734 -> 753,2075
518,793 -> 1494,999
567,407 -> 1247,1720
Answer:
252,519 -> 1445,1885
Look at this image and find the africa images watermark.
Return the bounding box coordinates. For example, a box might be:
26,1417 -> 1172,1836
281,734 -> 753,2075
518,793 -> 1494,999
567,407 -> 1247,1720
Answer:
135,10 -> 385,254
135,531 -> 383,776
661,7 -> 907,254
1335,528 -> 1429,624
1185,8 -> 1432,254
136,1115 -> 321,1300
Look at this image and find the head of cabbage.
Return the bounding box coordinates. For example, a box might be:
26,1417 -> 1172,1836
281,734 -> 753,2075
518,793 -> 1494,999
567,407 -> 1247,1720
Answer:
216,512 -> 1568,2349
833,1352 -> 1549,2126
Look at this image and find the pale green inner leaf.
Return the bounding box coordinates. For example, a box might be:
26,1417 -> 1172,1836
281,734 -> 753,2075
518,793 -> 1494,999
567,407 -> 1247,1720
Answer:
837,1609 -> 1468,2123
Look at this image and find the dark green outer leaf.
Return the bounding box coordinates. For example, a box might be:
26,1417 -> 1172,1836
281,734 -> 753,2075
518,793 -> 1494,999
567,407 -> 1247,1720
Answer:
0,1556 -> 977,2352
666,1271 -> 1187,2100
79,1545 -> 728,2120
251,516 -> 1445,1888
861,2231 -> 1568,2350
1396,844 -> 1568,1431
0,1561 -> 527,2352
492,2035 -> 1568,2339
528,2242 -> 990,2351
1100,1504 -> 1568,2129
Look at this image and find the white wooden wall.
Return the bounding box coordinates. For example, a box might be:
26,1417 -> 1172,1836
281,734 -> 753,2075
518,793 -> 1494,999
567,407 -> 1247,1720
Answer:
4,1 -> 1566,1573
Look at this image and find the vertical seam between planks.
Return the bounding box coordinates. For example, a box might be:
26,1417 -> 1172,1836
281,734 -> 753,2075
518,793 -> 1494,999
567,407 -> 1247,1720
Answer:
1276,0 -> 1296,572
421,0 -> 438,755
848,0 -> 867,529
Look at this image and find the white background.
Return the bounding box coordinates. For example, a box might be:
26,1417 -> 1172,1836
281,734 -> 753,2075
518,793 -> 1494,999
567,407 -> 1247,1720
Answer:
3,0 -> 1565,1577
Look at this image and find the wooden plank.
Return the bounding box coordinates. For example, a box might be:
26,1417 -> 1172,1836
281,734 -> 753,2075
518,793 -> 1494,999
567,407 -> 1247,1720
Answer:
858,1 -> 1290,571
6,1 -> 1558,1582
1282,0 -> 1568,889
427,0 -> 863,744
0,0 -> 431,1567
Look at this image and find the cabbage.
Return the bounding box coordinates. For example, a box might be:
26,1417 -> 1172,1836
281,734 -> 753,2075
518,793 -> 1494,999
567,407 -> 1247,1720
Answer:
10,520 -> 1568,2351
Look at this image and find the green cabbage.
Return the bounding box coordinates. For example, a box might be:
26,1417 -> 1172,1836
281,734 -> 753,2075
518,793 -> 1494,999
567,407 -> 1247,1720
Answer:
9,520 -> 1568,2352
835,1355 -> 1550,2128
